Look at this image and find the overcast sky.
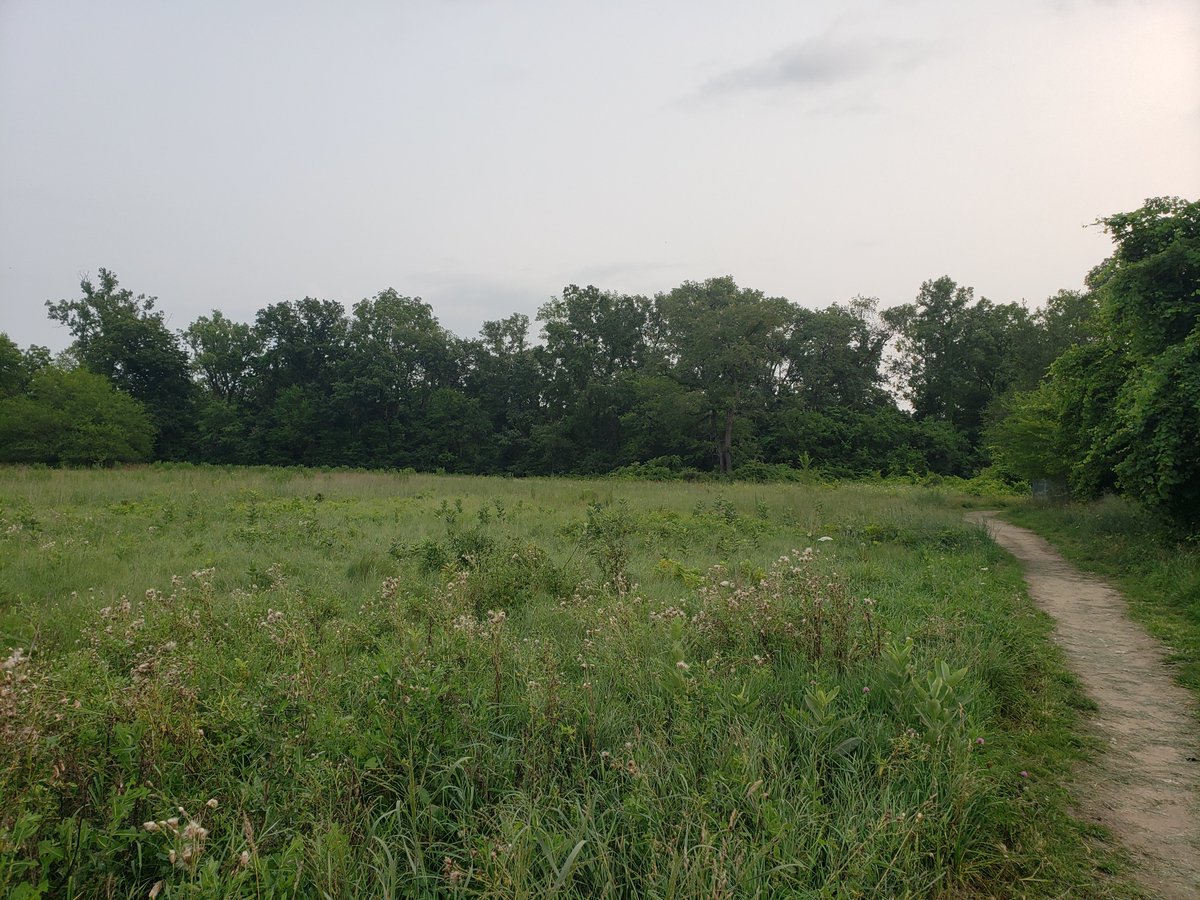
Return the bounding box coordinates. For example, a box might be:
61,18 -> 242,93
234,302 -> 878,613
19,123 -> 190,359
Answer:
1,0 -> 1197,351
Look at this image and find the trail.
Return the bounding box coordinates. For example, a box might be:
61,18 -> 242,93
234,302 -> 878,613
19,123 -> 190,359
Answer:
968,512 -> 1200,899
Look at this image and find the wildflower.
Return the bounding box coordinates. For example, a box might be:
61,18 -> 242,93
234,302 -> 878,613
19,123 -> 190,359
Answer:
675,660 -> 690,671
862,686 -> 870,694
442,856 -> 466,885
2,647 -> 27,670
143,821 -> 160,832
149,881 -> 164,899
206,798 -> 218,809
1020,770 -> 1030,778
239,850 -> 251,867
975,737 -> 985,746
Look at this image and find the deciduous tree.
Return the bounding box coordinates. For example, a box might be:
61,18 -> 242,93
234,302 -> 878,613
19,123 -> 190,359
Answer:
46,269 -> 195,456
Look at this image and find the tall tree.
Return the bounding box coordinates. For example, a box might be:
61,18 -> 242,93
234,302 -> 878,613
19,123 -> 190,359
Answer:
1093,197 -> 1200,528
534,285 -> 650,472
340,289 -> 458,466
250,298 -> 350,464
656,277 -> 791,475
537,285 -> 649,393
462,314 -> 542,472
1030,289 -> 1097,374
0,335 -> 50,399
46,269 -> 195,457
884,277 -> 1038,449
184,311 -> 260,405
182,312 -> 261,463
989,197 -> 1200,530
780,298 -> 890,412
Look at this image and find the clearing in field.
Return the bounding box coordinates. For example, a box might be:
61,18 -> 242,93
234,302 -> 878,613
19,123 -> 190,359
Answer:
1,467 -> 1138,897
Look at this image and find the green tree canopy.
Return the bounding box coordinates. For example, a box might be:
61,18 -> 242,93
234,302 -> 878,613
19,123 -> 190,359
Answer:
989,197 -> 1200,530
655,277 -> 792,474
1095,197 -> 1200,528
46,269 -> 195,457
884,277 -> 1041,448
0,366 -> 154,464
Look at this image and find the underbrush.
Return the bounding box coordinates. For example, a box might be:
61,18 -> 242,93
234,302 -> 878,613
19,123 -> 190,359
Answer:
0,468 -> 1131,897
1007,496 -> 1200,696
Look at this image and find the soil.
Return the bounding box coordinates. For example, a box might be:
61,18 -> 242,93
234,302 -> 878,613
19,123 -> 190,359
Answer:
968,511 -> 1200,899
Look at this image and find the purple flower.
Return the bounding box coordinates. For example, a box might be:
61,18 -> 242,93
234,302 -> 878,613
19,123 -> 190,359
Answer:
1019,770 -> 1029,778
974,737 -> 985,746
862,686 -> 870,694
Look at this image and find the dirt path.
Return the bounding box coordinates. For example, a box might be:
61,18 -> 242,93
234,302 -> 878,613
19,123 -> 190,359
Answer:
968,512 -> 1200,898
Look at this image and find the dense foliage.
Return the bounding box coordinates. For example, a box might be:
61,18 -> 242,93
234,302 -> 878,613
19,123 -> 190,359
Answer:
6,281 -> 1072,479
989,197 -> 1200,532
3,197 -> 1195,528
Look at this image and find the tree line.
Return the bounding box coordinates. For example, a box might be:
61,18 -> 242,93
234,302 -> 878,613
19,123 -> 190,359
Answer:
1,198 -> 1196,528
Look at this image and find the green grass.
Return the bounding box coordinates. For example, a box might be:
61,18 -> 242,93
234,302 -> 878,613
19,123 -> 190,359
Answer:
0,465 -> 1135,897
1005,496 -> 1200,698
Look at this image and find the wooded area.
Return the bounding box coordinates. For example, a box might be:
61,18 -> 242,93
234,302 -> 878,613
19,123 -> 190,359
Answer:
2,197 -> 1197,530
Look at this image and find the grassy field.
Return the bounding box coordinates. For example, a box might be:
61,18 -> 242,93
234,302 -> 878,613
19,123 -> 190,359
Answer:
1005,497 -> 1200,699
0,466 -> 1133,897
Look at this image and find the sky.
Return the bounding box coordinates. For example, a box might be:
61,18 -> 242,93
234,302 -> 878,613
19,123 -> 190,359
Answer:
1,0 -> 1198,352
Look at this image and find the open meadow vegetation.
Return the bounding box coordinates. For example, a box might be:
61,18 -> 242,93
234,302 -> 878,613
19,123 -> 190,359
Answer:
0,466 -> 1136,898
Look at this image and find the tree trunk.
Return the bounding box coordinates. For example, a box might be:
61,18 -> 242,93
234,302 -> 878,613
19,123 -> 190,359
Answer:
710,409 -> 722,472
721,404 -> 735,475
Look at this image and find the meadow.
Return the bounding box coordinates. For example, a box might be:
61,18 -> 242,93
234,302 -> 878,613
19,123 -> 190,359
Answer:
0,466 -> 1134,897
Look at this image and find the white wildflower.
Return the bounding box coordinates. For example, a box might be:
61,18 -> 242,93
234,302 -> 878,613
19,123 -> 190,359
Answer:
2,647 -> 27,670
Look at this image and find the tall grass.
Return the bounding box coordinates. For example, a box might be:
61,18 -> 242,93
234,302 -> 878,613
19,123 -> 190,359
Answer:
1,466 -> 1131,897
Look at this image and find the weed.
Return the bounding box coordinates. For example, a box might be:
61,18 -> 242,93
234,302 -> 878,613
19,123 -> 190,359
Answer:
0,467 -> 1136,897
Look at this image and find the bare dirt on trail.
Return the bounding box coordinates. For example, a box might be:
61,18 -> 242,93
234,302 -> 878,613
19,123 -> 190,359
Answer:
968,511 -> 1200,899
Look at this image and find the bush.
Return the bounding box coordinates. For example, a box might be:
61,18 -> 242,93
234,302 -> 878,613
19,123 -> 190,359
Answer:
0,367 -> 154,464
